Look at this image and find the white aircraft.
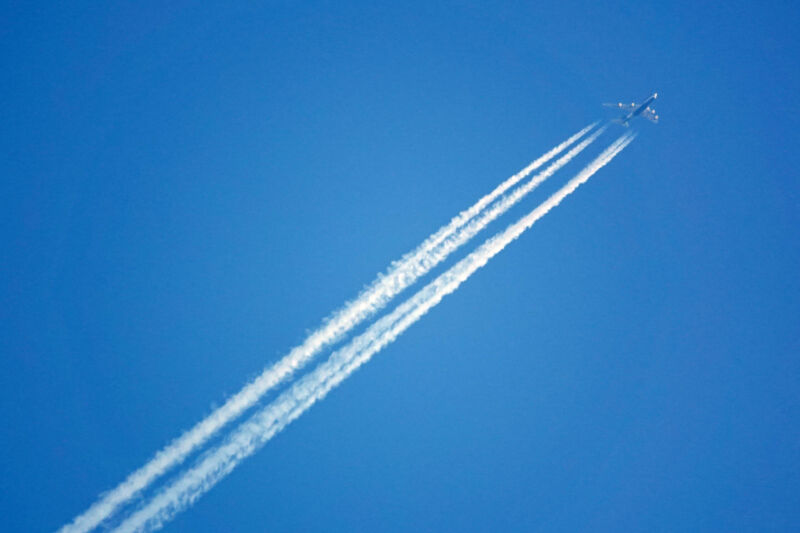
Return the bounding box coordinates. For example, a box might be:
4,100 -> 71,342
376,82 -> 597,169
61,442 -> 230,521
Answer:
603,93 -> 659,126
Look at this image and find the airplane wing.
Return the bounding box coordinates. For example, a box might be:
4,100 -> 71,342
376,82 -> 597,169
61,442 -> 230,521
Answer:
642,107 -> 659,123
603,102 -> 637,112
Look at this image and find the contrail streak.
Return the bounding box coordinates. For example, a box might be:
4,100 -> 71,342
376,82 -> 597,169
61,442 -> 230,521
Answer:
425,125 -> 607,267
58,123 -> 596,533
113,132 -> 635,533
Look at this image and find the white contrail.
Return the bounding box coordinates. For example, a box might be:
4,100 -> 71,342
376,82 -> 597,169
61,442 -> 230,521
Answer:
422,125 -> 607,268
325,124 -> 607,310
58,123 -> 596,533
113,133 -> 635,533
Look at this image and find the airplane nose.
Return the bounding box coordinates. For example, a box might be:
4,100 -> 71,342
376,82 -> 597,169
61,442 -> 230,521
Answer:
653,92 -> 658,98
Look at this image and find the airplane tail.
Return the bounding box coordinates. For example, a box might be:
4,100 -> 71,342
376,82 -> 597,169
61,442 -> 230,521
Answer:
612,118 -> 630,127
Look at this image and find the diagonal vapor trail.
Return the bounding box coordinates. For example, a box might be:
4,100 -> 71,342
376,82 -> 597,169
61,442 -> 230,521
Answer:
324,124 -> 607,314
423,125 -> 607,267
112,132 -> 635,533
58,123 -> 596,533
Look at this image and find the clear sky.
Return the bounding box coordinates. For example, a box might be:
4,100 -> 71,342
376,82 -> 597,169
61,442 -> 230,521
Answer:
2,2 -> 799,531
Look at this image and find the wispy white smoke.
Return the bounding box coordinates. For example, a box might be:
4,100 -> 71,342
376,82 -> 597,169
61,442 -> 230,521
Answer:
58,123 -> 596,533
113,132 -> 635,533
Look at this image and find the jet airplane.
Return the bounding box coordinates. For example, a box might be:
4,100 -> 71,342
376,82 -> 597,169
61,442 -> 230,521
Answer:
603,93 -> 659,126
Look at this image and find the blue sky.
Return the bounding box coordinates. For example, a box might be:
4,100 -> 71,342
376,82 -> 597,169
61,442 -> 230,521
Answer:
2,2 -> 799,531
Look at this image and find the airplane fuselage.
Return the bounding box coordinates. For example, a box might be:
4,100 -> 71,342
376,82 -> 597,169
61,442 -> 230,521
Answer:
622,93 -> 657,125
